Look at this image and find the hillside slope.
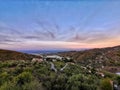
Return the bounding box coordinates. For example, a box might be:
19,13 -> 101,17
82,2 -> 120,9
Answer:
0,49 -> 41,61
57,45 -> 120,72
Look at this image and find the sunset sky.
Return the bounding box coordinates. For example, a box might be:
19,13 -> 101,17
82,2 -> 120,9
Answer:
0,0 -> 120,50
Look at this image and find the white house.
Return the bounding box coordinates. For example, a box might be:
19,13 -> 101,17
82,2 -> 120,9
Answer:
45,55 -> 63,61
32,58 -> 43,62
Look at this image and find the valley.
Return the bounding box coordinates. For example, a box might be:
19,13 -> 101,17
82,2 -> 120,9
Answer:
0,46 -> 120,90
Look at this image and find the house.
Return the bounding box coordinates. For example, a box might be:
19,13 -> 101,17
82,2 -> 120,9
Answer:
32,58 -> 43,62
45,55 -> 63,61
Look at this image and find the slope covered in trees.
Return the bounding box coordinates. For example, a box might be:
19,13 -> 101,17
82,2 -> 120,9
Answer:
0,60 -> 118,90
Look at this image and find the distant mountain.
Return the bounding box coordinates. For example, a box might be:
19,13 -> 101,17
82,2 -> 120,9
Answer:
20,48 -> 87,54
20,50 -> 69,54
0,49 -> 41,61
57,45 -> 120,73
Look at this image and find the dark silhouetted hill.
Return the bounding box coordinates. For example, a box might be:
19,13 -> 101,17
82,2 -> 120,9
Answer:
0,49 -> 41,61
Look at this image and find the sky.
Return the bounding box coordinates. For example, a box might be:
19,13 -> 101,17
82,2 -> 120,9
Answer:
0,0 -> 120,50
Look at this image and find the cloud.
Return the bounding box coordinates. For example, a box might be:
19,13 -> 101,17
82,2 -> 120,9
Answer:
21,32 -> 55,41
0,20 -> 120,50
0,22 -> 23,45
69,33 -> 101,43
0,21 -> 58,45
35,20 -> 57,39
0,42 -> 13,45
0,35 -> 22,44
67,27 -> 120,44
0,24 -> 22,35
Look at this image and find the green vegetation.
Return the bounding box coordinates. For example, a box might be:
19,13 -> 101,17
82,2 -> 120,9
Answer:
1,45 -> 120,90
0,60 -> 119,90
100,78 -> 113,90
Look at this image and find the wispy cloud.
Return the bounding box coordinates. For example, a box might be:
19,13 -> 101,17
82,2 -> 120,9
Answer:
0,23 -> 22,35
0,21 -> 58,43
0,20 -> 120,50
35,20 -> 57,39
67,27 -> 120,44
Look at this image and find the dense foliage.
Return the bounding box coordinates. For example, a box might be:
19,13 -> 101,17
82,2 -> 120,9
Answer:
0,60 -> 119,90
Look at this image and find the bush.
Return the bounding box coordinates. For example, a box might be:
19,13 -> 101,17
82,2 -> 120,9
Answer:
116,75 -> 120,85
0,72 -> 10,85
22,80 -> 45,90
100,78 -> 113,90
0,79 -> 45,90
14,71 -> 33,86
66,74 -> 97,90
0,82 -> 19,90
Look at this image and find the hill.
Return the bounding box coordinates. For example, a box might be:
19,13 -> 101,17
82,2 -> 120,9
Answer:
57,45 -> 120,73
0,49 -> 41,61
0,47 -> 120,90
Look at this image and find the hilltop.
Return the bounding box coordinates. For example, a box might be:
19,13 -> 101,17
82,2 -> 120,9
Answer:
0,49 -> 41,61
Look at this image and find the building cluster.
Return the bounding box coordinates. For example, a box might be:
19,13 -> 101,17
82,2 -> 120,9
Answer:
32,55 -> 72,62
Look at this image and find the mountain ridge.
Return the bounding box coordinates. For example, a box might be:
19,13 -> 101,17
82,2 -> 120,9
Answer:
56,45 -> 120,73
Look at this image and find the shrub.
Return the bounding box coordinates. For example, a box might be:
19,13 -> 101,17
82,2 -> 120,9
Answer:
100,78 -> 113,90
116,75 -> 120,85
0,82 -> 20,90
22,80 -> 46,90
66,74 -> 97,90
0,72 -> 9,85
14,71 -> 33,86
